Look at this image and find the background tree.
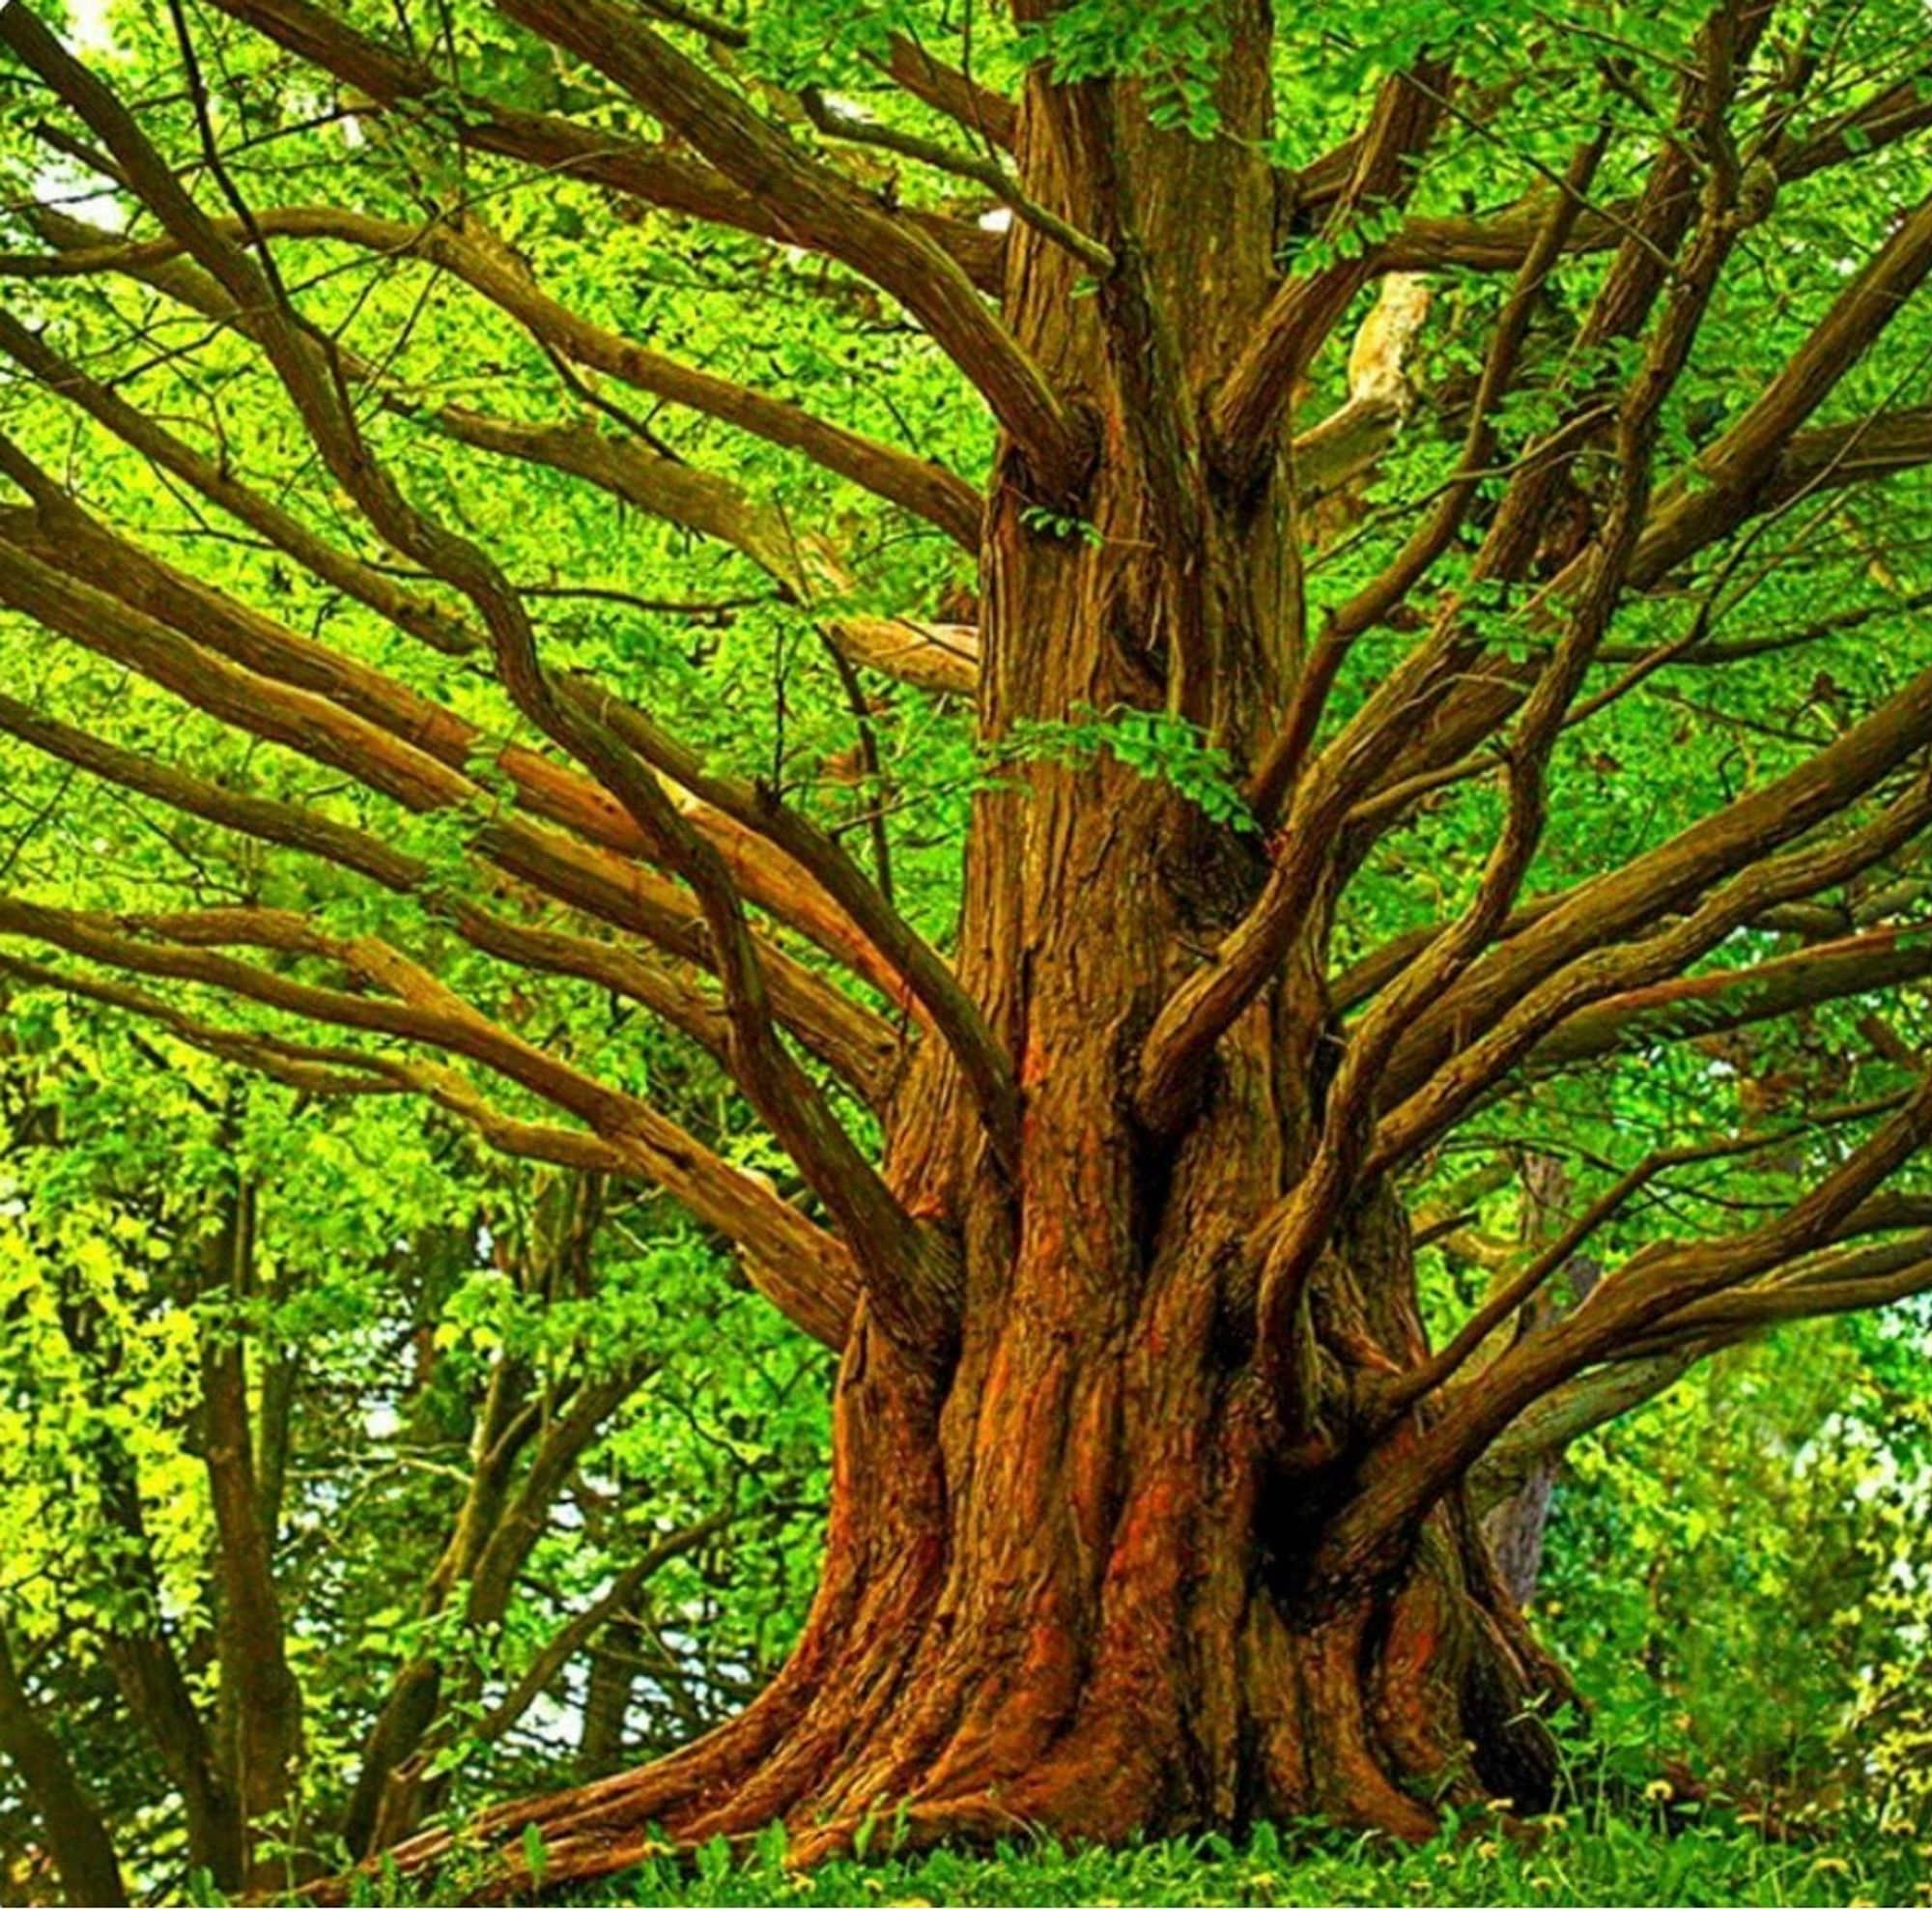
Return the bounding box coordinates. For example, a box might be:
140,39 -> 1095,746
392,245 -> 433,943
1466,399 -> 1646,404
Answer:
0,999 -> 827,1900
2,0 -> 1932,1895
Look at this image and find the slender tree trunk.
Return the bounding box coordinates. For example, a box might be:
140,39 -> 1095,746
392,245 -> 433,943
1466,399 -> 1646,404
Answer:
578,1623 -> 637,1781
90,1435 -> 250,1895
0,1631 -> 128,1908
345,1354 -> 536,1856
375,39 -> 1569,1896
199,1180 -> 304,1895
1477,1158 -> 1604,1607
352,1182 -> 636,1854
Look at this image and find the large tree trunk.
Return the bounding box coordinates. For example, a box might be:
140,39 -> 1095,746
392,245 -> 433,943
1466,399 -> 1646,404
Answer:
410,1279 -> 1562,1895
368,36 -> 1570,1897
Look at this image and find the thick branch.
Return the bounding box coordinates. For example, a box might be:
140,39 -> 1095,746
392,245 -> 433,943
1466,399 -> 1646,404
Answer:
200,0 -> 1005,292
489,0 -> 1089,494
1381,659 -> 1932,1107
0,690 -> 760,1088
1249,133 -> 1605,819
0,897 -> 859,1346
1532,923 -> 1932,1073
0,518 -> 897,1097
10,204 -> 984,546
1326,1068 -> 1932,1580
1370,775 -> 1932,1173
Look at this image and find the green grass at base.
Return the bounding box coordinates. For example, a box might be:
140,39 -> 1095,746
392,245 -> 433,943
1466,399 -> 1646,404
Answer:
597,1816 -> 1926,1909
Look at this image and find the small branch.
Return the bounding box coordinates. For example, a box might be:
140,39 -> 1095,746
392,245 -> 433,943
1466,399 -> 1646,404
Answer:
471,1505 -> 757,1746
799,87 -> 1112,274
1211,62 -> 1451,481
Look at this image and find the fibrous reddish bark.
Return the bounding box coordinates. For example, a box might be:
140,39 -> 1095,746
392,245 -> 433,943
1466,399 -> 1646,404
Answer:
379,1296 -> 1565,1899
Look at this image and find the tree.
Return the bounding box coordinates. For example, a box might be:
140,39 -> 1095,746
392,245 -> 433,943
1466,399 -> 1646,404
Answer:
0,1001 -> 826,1898
3,0 -> 1932,1894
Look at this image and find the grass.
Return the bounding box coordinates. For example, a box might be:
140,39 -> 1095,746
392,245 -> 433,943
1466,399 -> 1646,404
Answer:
601,1818 -> 1928,1909
320,1796 -> 1932,1909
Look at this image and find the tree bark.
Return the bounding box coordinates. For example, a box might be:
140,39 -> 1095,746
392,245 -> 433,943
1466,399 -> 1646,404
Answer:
1475,1157 -> 1604,1608
577,1626 -> 637,1782
198,1178 -> 304,1895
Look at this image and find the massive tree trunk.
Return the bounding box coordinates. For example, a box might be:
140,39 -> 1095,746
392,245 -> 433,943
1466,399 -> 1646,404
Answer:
447,1292 -> 1561,1895
378,36 -> 1566,1895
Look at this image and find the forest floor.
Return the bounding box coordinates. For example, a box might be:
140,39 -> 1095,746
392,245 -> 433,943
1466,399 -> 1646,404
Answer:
585,1823 -> 1923,1908
310,1800 -> 1932,1908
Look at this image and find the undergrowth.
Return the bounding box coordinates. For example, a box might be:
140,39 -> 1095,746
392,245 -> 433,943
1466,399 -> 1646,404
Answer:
303,1793 -> 1931,1909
